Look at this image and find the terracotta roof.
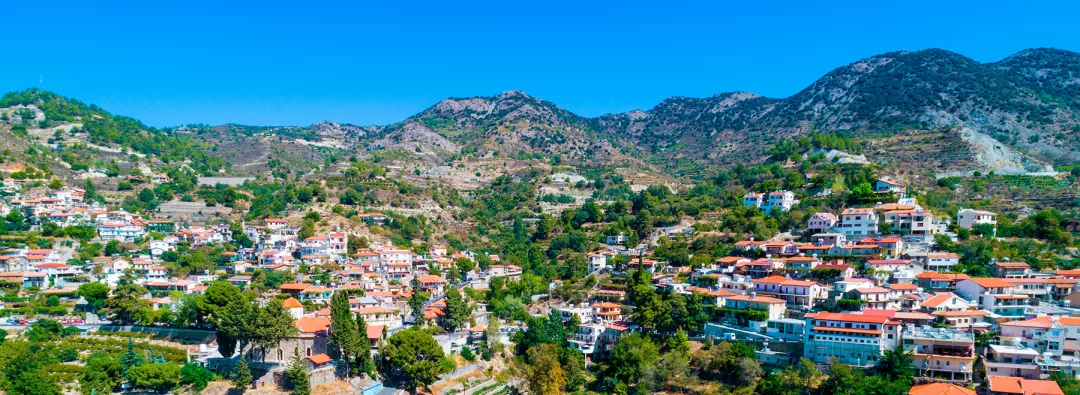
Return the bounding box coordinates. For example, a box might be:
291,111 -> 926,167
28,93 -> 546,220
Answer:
965,278 -> 1015,288
908,382 -> 975,395
921,293 -> 960,309
280,283 -> 312,291
282,297 -> 303,309
367,325 -> 385,340
889,283 -> 919,291
812,326 -> 882,335
1001,316 -> 1055,330
294,317 -> 331,333
307,353 -> 332,365
987,376 -> 1063,395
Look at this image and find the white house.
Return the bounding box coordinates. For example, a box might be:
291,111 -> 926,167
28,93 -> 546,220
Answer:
839,208 -> 879,236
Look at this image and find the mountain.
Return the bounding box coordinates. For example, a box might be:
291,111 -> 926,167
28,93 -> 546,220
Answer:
2,48 -> 1078,185
594,48 -> 1080,172
371,90 -> 649,168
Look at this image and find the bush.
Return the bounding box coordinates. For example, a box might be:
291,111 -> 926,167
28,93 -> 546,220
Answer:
128,363 -> 181,393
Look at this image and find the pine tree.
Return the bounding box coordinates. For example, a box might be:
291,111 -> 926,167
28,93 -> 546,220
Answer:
328,291 -> 360,377
354,311 -> 375,376
284,348 -> 310,395
120,337 -> 144,381
233,356 -> 252,393
443,288 -> 469,332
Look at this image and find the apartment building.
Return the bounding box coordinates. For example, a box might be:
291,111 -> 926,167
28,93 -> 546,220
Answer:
956,278 -> 1028,321
803,312 -> 902,367
752,276 -> 824,310
902,326 -> 975,381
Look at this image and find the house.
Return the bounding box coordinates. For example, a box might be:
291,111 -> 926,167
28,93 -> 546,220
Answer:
985,345 -> 1042,380
744,191 -> 797,212
924,253 -> 960,272
807,212 -> 839,234
752,276 -> 823,309
907,383 -> 974,395
883,208 -> 934,236
850,287 -> 894,310
860,238 -> 905,257
955,278 -> 1027,321
591,302 -> 624,323
932,311 -> 990,332
993,260 -> 1031,278
916,272 -> 969,292
587,252 -> 607,273
810,233 -> 846,247
998,316 -> 1065,357
803,312 -> 902,367
839,208 -> 879,236
956,208 -> 997,231
873,179 -> 907,196
725,294 -> 787,321
356,306 -> 403,330
919,292 -> 970,312
416,275 -> 447,295
986,375 -> 1064,395
901,326 -> 975,381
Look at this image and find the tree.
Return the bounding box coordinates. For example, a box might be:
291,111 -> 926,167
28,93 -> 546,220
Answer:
128,363 -> 181,393
120,337 -> 145,380
443,288 -> 469,332
610,333 -> 659,386
179,362 -> 215,392
218,297 -> 259,357
874,347 -> 914,381
253,299 -> 299,359
455,257 -> 475,275
407,277 -> 428,322
329,291 -> 361,376
77,282 -> 110,311
80,353 -> 124,395
27,319 -> 65,342
354,312 -> 375,376
383,327 -> 451,392
107,282 -> 150,324
104,240 -> 121,256
199,280 -> 241,325
284,350 -> 311,395
233,356 -> 253,393
817,361 -> 861,395
527,344 -> 566,395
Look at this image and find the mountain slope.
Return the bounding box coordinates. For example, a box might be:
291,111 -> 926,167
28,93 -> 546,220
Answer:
593,48 -> 1080,171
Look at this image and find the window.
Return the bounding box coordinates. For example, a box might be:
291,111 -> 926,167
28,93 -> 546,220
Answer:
306,347 -> 311,356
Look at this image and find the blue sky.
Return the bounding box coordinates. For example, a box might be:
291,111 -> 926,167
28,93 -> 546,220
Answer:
3,0 -> 1079,127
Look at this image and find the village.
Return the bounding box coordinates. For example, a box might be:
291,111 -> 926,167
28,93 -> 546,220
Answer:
1,173 -> 1077,395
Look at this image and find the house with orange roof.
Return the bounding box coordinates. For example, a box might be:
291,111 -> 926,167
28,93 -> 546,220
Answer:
803,312 -> 901,366
849,286 -> 895,310
725,294 -> 787,321
908,382 -> 975,395
956,278 -> 1028,320
924,252 -> 960,272
415,274 -> 447,295
987,375 -> 1064,395
882,207 -> 934,237
751,275 -> 824,309
920,292 -> 970,313
916,271 -> 970,292
590,302 -> 624,323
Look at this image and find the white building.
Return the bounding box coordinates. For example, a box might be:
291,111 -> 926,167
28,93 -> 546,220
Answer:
956,208 -> 997,230
839,208 -> 879,236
